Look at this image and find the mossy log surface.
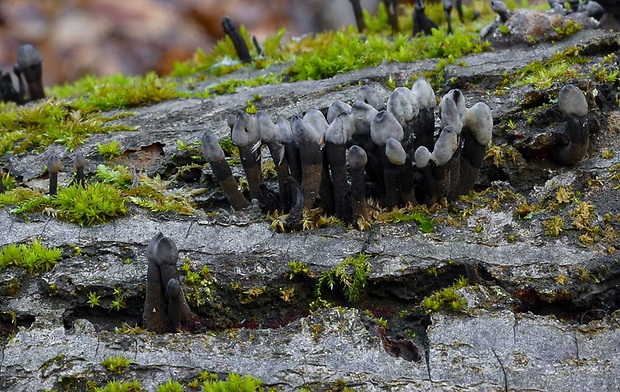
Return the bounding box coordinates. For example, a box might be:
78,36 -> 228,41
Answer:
1,29 -> 620,391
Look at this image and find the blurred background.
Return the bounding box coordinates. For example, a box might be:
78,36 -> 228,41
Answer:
0,0 -> 382,87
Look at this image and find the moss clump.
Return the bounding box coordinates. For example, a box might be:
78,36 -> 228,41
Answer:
97,139 -> 122,159
200,372 -> 264,392
50,72 -> 182,113
0,99 -> 137,156
0,240 -> 62,273
316,253 -> 371,302
101,355 -> 132,374
421,276 -> 469,314
93,380 -> 143,392
53,183 -> 127,225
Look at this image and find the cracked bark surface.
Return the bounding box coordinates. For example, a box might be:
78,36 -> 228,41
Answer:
1,29 -> 620,390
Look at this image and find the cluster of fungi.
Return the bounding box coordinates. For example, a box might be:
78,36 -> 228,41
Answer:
201,79 -> 590,232
201,78 -> 494,231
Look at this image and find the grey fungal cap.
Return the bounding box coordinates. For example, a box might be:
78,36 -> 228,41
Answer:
276,116 -> 295,144
439,93 -> 463,133
200,130 -> 226,162
387,87 -> 419,125
232,111 -> 260,147
386,138 -> 407,165
355,85 -> 384,110
47,152 -> 62,172
465,102 -> 494,145
256,110 -> 279,143
303,109 -> 329,136
327,100 -> 352,123
325,113 -> 352,145
431,126 -> 458,166
371,110 -> 404,145
411,76 -> 436,110
351,101 -> 379,135
292,115 -> 323,144
17,44 -> 43,68
73,151 -> 86,169
414,146 -> 431,168
347,145 -> 368,169
558,84 -> 588,118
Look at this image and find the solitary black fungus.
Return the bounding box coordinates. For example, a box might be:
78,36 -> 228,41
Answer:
291,115 -> 323,210
347,145 -> 369,224
201,129 -> 250,210
386,138 -> 417,206
553,84 -> 590,166
327,99 -> 352,123
490,0 -> 510,22
256,110 -> 290,211
221,16 -> 252,63
277,116 -> 303,184
413,0 -> 439,36
355,85 -> 385,111
232,110 -> 265,205
143,233 -> 193,333
349,0 -> 367,32
456,102 -> 493,197
411,76 -> 437,153
326,113 -> 353,217
46,153 -> 62,196
17,44 -> 45,101
73,151 -> 86,187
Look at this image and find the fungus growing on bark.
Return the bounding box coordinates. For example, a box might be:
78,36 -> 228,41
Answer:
47,153 -> 62,196
73,152 -> 86,187
232,110 -> 265,205
553,84 -> 589,166
17,44 -> 45,101
221,16 -> 252,63
347,145 -> 369,225
291,115 -> 323,210
201,129 -> 250,211
256,110 -> 290,211
143,232 -> 193,333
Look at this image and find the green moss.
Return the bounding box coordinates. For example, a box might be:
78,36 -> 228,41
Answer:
201,372 -> 264,392
54,183 -> 127,225
93,380 -> 143,392
87,292 -> 101,308
554,19 -> 581,39
507,47 -> 587,90
421,276 -> 469,314
98,140 -> 122,159
287,260 -> 310,280
316,253 -> 371,302
101,355 -> 132,374
0,99 -> 137,156
50,72 -> 182,112
0,240 -> 62,273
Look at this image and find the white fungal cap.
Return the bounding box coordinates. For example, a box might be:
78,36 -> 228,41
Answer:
442,89 -> 466,122
347,145 -> 368,169
200,129 -> 225,162
414,146 -> 431,168
371,110 -> 404,145
17,44 -> 43,68
490,0 -> 509,14
387,87 -> 419,126
558,84 -> 588,118
292,115 -> 323,144
232,110 -> 260,147
351,101 -> 379,135
355,85 -> 385,110
325,113 -> 354,145
431,126 -> 458,166
465,102 -> 494,145
256,110 -> 280,143
386,138 -> 407,165
303,109 -> 329,137
439,93 -> 463,133
327,100 -> 352,123
411,76 -> 436,110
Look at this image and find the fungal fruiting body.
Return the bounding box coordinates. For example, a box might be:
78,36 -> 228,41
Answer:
411,76 -> 436,155
553,84 -> 589,166
232,111 -> 265,206
386,138 -> 417,206
347,145 -> 369,225
256,110 -> 290,211
73,152 -> 86,187
17,44 -> 45,101
371,110 -> 404,208
291,115 -> 324,210
201,129 -> 250,210
355,85 -> 385,111
143,232 -> 193,333
430,126 -> 459,203
325,113 -> 353,218
456,102 -> 493,197
47,153 -> 62,196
